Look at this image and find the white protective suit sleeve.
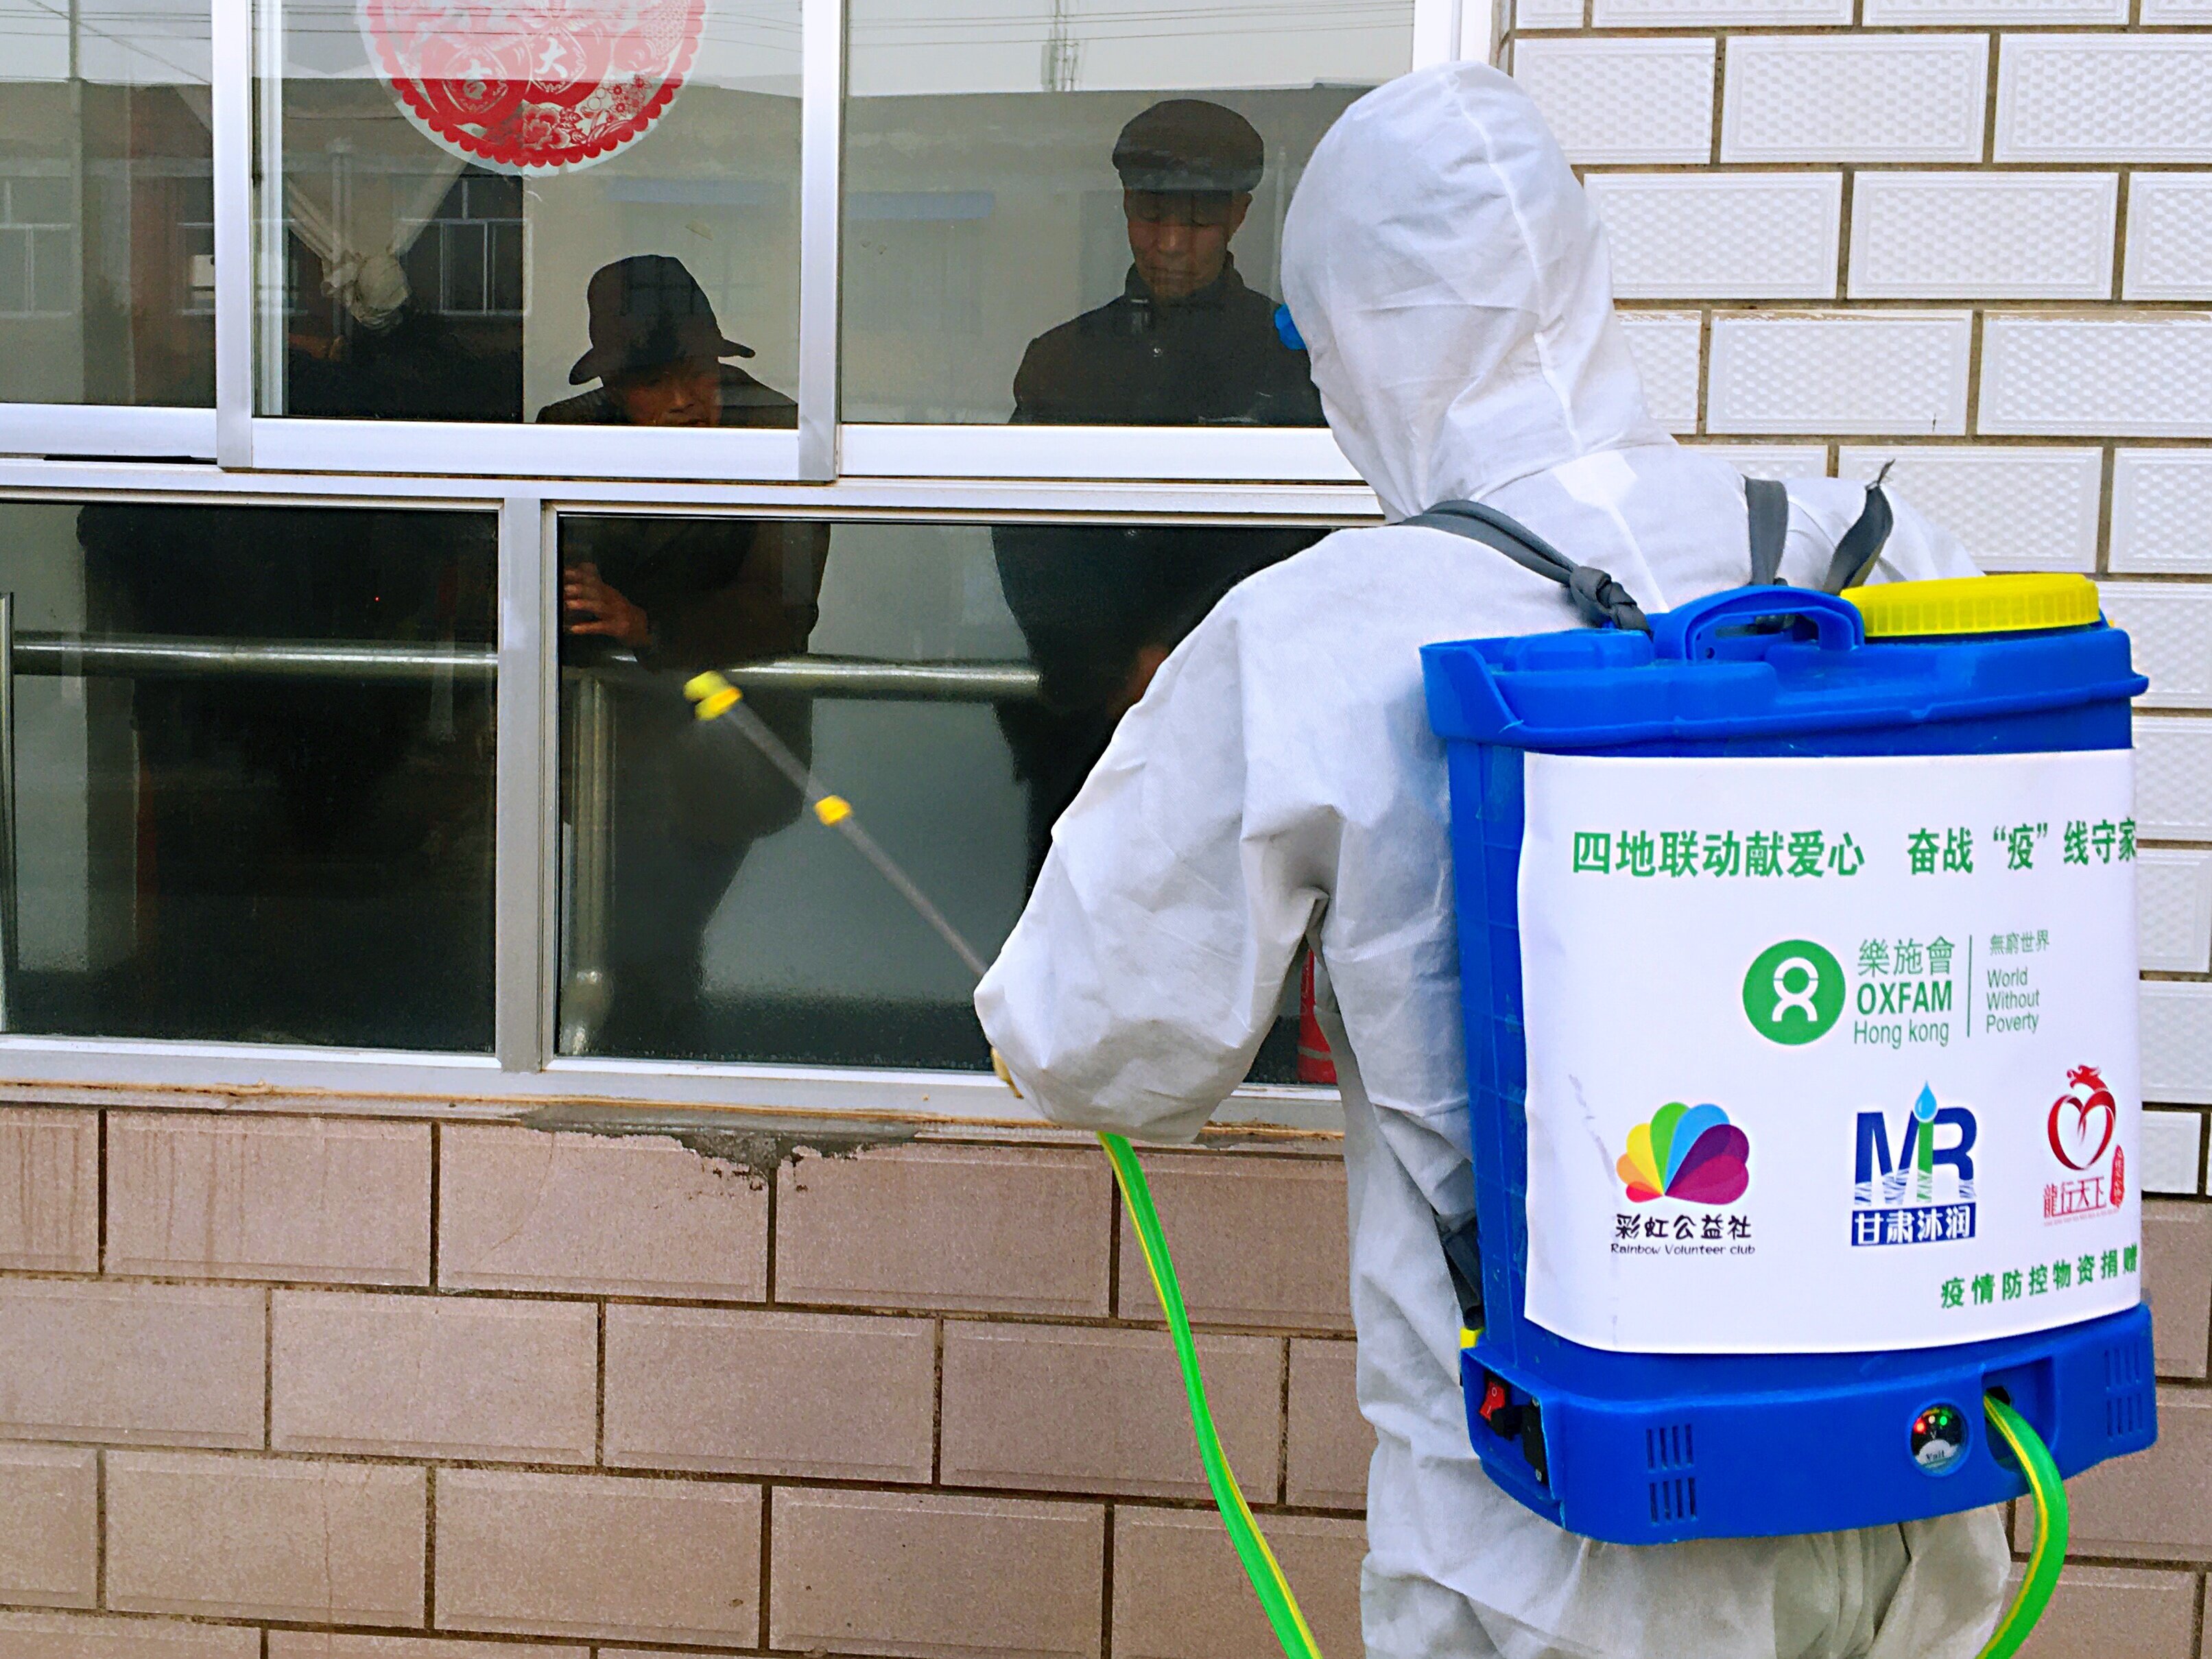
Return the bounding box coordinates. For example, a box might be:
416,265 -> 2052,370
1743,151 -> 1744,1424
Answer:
977,595 -> 1331,1142
977,58 -> 2008,1659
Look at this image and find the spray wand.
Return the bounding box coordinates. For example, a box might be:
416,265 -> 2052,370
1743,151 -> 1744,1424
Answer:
681,669 -> 1324,1657
676,667 -> 2063,1659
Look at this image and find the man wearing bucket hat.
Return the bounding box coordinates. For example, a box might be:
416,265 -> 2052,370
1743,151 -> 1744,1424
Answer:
979,64 -> 2008,1659
995,100 -> 1324,879
538,253 -> 797,430
542,256 -> 829,1053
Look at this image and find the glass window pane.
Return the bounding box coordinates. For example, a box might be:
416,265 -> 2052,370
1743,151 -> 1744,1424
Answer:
0,0 -> 215,405
555,512 -> 1325,1075
0,501 -> 497,1049
842,0 -> 1410,426
265,0 -> 800,425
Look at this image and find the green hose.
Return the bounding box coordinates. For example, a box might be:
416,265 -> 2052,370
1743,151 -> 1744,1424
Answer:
1097,1180 -> 2070,1659
1977,1393 -> 2069,1659
1099,1132 -> 1325,1659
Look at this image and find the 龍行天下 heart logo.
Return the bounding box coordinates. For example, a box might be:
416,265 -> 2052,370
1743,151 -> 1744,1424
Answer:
2047,1064 -> 2118,1172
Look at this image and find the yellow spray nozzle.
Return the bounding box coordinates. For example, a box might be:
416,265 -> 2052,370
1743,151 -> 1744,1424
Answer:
685,671 -> 742,720
813,793 -> 853,826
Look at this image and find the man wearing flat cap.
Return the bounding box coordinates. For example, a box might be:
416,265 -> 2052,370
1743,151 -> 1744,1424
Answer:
1011,99 -> 1324,427
541,254 -> 831,1055
995,102 -> 1325,880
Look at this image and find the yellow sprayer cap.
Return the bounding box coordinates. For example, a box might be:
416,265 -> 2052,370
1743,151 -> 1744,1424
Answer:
1844,573 -> 2102,639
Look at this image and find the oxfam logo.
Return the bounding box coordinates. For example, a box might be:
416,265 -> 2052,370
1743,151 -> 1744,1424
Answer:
1743,940 -> 1845,1045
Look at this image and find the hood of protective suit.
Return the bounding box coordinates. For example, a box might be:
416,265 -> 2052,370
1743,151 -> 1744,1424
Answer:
1281,62 -> 1666,522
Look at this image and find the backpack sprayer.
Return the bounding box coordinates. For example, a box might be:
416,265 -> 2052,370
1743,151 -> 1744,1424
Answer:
680,568 -> 2120,1657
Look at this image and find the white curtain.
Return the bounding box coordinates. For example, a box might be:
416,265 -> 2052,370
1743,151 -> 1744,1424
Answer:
176,77 -> 470,323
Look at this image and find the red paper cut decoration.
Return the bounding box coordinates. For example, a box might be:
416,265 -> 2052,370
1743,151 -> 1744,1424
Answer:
360,0 -> 705,174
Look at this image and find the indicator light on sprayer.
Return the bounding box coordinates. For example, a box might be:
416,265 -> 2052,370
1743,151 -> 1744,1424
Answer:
1420,574 -> 2156,1547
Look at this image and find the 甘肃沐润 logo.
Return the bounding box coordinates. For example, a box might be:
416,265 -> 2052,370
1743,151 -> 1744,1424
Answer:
1852,1083 -> 1977,1248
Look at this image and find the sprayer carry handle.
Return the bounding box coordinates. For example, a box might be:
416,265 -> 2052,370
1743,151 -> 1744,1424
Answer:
1652,585 -> 1866,663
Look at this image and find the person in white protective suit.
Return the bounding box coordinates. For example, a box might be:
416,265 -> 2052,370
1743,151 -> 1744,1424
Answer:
975,59 -> 2012,1659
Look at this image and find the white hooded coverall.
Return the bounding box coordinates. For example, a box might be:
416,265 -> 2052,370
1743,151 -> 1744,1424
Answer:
975,61 -> 2012,1659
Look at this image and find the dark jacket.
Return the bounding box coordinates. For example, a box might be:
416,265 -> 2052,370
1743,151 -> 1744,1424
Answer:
536,372 -> 823,676
537,374 -> 827,855
1010,259 -> 1324,427
534,364 -> 800,431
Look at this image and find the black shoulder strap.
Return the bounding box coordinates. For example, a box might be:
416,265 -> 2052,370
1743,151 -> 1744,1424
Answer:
1823,482 -> 1894,595
1747,473 -> 1892,593
1746,477 -> 1789,586
1405,499 -> 1650,634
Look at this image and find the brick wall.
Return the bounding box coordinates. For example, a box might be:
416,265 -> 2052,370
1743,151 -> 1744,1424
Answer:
0,1109 -> 1371,1658
0,1102 -> 2204,1655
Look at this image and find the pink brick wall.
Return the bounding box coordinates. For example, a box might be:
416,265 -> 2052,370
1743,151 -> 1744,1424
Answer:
0,1103 -> 2203,1656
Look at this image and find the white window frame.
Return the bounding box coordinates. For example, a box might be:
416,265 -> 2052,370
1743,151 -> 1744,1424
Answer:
0,0 -> 1499,1123
0,459 -> 1372,1126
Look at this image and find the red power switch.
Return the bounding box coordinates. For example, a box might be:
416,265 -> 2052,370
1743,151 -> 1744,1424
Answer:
1479,1377 -> 1514,1428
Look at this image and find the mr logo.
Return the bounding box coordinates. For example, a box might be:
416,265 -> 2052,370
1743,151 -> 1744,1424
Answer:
1851,1084 -> 1979,1248
1743,939 -> 1845,1045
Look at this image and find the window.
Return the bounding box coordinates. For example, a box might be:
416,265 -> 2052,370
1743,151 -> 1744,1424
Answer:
0,0 -> 1412,1112
840,0 -> 1414,427
0,499 -> 497,1049
554,512 -> 1324,1078
0,0 -> 215,405
261,0 -> 802,427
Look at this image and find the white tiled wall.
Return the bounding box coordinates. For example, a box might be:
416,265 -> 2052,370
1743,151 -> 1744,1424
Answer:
1513,39 -> 1717,163
2138,719 -> 2212,841
1720,36 -> 1989,162
2137,849 -> 2212,973
1979,318 -> 2212,438
1508,9 -> 2212,1114
2113,453 -> 2212,575
1865,0 -> 2122,19
1587,175 -> 1840,299
2142,1108 -> 2207,1194
2144,983 -> 2212,1106
1593,0 -> 1848,23
1838,448 -> 2101,572
1684,444 -> 1829,479
1847,174 -> 2115,300
2097,585 -> 2212,709
1993,36 -> 2212,162
2122,176 -> 2212,301
1615,312 -> 1703,433
1707,312 -> 1971,434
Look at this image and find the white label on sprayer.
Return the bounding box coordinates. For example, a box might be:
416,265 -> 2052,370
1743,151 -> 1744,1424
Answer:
1517,748 -> 2141,1356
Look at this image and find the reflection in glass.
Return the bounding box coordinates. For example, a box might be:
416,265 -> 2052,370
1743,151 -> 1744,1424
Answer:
0,0 -> 215,405
556,515 -> 1322,1077
558,510 -> 828,1055
263,0 -> 800,422
0,501 -> 496,1048
842,0 -> 1410,425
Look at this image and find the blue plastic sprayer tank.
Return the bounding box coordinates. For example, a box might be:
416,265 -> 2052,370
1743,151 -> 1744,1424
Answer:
1419,578 -> 2158,1544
